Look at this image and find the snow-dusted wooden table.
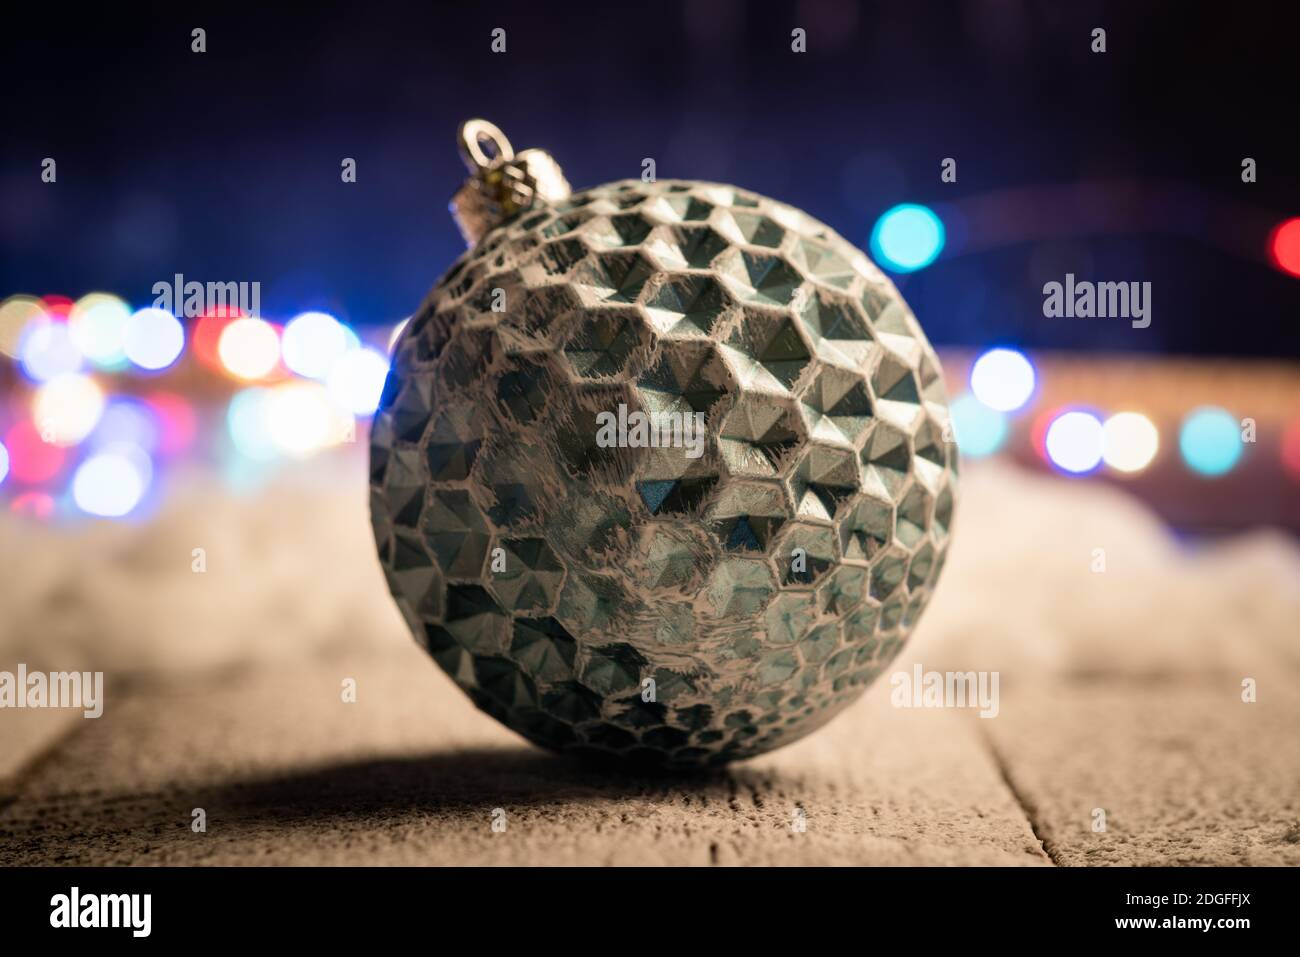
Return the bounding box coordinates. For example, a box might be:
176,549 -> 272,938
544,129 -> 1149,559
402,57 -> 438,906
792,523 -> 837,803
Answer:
3,462 -> 1298,866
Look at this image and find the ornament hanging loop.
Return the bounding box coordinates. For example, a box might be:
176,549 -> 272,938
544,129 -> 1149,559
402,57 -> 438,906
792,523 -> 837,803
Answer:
457,119 -> 515,172
449,118 -> 572,249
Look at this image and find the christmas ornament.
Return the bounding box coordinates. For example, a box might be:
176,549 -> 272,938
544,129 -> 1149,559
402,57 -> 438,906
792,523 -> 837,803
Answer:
370,120 -> 958,767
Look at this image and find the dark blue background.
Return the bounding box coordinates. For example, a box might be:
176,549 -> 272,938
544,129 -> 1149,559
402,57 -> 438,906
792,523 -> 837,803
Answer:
2,0 -> 1296,356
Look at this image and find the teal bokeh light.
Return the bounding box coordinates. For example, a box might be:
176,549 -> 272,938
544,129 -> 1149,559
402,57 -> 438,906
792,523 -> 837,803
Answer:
870,203 -> 945,272
1179,406 -> 1243,476
949,393 -> 1008,458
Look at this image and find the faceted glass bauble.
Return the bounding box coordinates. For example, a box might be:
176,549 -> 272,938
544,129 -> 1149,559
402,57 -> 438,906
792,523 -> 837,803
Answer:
370,179 -> 958,768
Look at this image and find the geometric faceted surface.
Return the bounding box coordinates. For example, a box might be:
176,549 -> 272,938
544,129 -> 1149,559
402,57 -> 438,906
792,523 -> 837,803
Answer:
371,179 -> 958,768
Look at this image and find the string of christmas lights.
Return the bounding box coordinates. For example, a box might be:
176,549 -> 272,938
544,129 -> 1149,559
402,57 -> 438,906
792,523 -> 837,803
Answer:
2,202 -> 1297,522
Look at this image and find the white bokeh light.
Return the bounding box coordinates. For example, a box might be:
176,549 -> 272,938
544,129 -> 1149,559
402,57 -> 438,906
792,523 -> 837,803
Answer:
1045,410 -> 1104,474
73,446 -> 152,517
282,311 -> 353,380
268,382 -> 346,456
1102,411 -> 1159,473
69,293 -> 132,368
34,373 -> 106,446
19,317 -> 83,382
218,317 -> 281,380
970,348 -> 1036,413
327,347 -> 390,415
124,308 -> 185,371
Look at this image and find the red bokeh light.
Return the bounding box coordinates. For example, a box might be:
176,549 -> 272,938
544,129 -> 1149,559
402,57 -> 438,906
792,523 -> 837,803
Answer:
10,491 -> 55,520
1269,218 -> 1300,278
1029,405 -> 1064,463
1282,419 -> 1300,481
3,420 -> 67,484
145,390 -> 198,456
192,306 -> 244,370
39,295 -> 74,319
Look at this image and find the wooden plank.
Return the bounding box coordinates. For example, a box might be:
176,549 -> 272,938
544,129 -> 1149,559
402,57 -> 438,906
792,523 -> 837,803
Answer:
0,651 -> 1047,866
982,678 -> 1300,866
0,707 -> 84,801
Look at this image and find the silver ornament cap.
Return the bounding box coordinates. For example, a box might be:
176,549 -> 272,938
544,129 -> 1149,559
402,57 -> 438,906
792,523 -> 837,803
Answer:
449,118 -> 572,247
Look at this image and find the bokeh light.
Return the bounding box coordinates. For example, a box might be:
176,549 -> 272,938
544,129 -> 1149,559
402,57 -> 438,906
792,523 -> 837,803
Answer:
69,293 -> 132,369
869,203 -> 945,272
40,295 -> 74,318
0,440 -> 8,486
0,295 -> 47,359
72,445 -> 153,517
124,307 -> 185,371
92,397 -> 162,454
1179,406 -> 1243,476
3,420 -> 68,484
948,393 -> 1008,457
145,391 -> 198,456
10,491 -> 55,520
1045,410 -> 1104,474
1269,217 -> 1300,278
326,347 -> 389,415
1281,419 -> 1300,481
969,348 -> 1036,412
18,316 -> 83,382
282,311 -> 353,379
267,381 -> 348,456
227,387 -> 279,460
193,309 -> 239,370
33,373 -> 106,446
1102,411 -> 1160,473
219,317 -> 281,380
